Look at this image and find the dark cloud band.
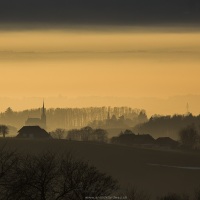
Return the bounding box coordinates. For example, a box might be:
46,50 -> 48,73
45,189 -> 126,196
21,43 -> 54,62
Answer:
0,0 -> 200,28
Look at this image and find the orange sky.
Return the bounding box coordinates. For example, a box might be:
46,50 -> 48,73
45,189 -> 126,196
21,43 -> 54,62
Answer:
0,29 -> 200,114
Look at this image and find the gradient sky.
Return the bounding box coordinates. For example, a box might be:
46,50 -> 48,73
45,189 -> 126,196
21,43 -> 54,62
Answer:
0,28 -> 200,115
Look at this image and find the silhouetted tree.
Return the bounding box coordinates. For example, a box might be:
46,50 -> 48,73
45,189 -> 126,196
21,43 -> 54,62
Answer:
51,128 -> 65,139
0,125 -> 9,138
0,146 -> 19,199
3,152 -> 59,200
138,110 -> 148,124
179,125 -> 199,149
80,126 -> 93,141
93,129 -> 108,142
1,152 -> 118,200
5,107 -> 14,116
0,145 -> 18,179
60,155 -> 119,200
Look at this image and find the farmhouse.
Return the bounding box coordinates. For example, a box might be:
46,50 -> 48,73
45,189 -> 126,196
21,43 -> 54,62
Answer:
16,126 -> 51,139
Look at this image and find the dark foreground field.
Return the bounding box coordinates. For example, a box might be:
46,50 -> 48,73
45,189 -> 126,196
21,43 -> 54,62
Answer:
1,139 -> 200,198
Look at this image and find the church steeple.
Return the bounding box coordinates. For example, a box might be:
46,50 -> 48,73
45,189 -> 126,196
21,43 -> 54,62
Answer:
41,100 -> 46,130
42,100 -> 45,115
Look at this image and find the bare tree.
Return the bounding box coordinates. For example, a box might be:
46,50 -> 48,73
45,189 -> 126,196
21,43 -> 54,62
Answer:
60,155 -> 119,200
0,145 -> 19,200
2,152 -> 118,200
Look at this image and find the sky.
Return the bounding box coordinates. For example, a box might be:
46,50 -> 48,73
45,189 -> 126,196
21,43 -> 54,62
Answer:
0,0 -> 200,115
0,28 -> 200,115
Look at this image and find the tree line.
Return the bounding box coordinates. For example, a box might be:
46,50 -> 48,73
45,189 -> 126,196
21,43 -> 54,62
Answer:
50,127 -> 108,143
1,123 -> 200,150
0,107 -> 146,131
89,110 -> 148,129
67,126 -> 108,142
50,126 -> 108,142
133,114 -> 200,139
46,125 -> 200,150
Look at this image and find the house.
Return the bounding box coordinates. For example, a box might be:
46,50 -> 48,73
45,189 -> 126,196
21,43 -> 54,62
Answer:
155,137 -> 178,148
16,126 -> 52,139
111,133 -> 155,145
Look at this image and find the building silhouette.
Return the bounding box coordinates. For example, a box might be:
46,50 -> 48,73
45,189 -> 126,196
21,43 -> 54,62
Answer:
16,126 -> 51,139
25,101 -> 47,130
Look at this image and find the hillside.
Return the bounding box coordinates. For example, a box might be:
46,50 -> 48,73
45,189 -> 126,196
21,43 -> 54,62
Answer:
1,139 -> 200,198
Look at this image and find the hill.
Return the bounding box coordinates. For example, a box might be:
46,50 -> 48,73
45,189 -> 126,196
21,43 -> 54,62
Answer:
1,139 -> 200,198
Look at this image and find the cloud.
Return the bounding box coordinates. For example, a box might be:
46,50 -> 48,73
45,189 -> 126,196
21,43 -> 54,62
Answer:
0,0 -> 200,29
0,49 -> 199,61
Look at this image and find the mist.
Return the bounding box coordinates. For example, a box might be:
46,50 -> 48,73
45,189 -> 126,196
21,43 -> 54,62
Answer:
0,29 -> 200,115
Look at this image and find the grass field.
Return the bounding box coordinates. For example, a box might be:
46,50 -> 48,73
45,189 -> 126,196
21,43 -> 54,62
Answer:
1,138 -> 200,198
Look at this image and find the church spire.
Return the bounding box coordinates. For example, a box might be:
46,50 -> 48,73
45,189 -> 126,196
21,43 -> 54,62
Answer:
41,100 -> 46,130
43,99 -> 45,114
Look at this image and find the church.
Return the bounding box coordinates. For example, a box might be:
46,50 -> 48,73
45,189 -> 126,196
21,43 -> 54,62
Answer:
25,101 -> 47,130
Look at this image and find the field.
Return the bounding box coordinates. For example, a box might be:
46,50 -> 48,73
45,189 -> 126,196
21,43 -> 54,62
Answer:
1,138 -> 200,198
